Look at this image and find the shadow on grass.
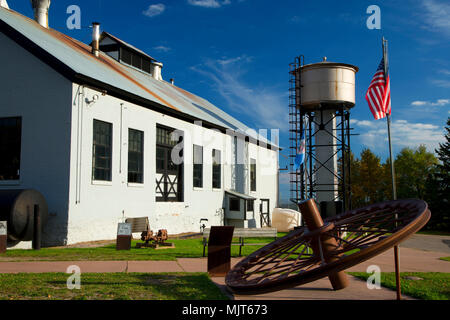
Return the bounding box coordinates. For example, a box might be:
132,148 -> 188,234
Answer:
44,273 -> 228,300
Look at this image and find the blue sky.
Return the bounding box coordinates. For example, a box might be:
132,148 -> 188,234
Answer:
7,0 -> 449,201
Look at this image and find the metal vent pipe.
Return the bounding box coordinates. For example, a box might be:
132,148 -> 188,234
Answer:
1,0 -> 9,9
30,0 -> 51,28
151,62 -> 163,81
92,22 -> 100,57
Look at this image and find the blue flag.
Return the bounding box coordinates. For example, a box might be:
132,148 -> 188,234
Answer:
293,130 -> 305,171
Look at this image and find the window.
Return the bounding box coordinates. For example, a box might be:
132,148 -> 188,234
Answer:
120,47 -> 152,75
250,158 -> 256,192
120,47 -> 132,65
142,59 -> 151,74
212,149 -> 221,189
128,128 -> 144,183
229,198 -> 240,211
247,199 -> 254,212
131,52 -> 141,69
156,125 -> 183,202
193,145 -> 203,188
92,119 -> 112,181
0,117 -> 21,181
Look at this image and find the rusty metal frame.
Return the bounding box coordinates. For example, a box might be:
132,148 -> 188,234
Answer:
226,199 -> 430,295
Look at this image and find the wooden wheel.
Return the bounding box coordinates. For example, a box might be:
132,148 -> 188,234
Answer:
225,199 -> 431,295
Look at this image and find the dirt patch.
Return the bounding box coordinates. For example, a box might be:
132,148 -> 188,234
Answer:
54,239 -> 117,249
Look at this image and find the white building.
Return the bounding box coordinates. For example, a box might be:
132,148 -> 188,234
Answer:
0,5 -> 279,247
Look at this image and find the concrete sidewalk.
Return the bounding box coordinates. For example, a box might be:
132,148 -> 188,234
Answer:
0,247 -> 447,274
0,247 -> 447,300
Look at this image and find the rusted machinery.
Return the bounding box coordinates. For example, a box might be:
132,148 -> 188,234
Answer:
0,189 -> 48,247
124,217 -> 173,249
138,228 -> 172,248
226,198 -> 430,295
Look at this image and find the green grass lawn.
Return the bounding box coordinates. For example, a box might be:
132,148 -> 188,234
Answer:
1,234 -> 287,262
349,272 -> 450,300
0,272 -> 228,300
440,257 -> 450,262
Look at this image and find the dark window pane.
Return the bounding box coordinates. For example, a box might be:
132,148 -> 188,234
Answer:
92,119 -> 112,181
250,158 -> 256,191
128,128 -> 144,183
193,145 -> 203,188
0,117 -> 21,180
131,53 -> 141,69
212,149 -> 221,189
230,198 -> 240,211
142,59 -> 151,73
120,48 -> 132,65
247,200 -> 254,212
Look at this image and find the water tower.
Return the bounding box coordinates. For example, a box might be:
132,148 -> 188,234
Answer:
289,56 -> 358,216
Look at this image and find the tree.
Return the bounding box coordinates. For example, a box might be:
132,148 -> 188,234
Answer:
395,145 -> 438,200
350,148 -> 384,208
425,117 -> 450,231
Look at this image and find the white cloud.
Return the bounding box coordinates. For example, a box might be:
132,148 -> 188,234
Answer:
190,56 -> 288,131
143,4 -> 165,17
352,118 -> 445,154
187,0 -> 231,8
432,79 -> 450,88
411,99 -> 450,106
350,119 -> 376,128
153,45 -> 171,52
421,0 -> 450,36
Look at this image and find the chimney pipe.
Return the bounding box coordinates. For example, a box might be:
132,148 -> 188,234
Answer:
1,0 -> 9,9
92,22 -> 100,57
30,0 -> 51,28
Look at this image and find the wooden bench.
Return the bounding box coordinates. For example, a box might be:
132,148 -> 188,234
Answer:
202,227 -> 277,257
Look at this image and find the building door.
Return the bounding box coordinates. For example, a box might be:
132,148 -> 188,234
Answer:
260,199 -> 271,227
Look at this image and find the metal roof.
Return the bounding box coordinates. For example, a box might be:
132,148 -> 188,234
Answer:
0,7 -> 277,147
225,189 -> 256,201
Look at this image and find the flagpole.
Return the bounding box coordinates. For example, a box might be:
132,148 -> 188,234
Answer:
383,36 -> 401,300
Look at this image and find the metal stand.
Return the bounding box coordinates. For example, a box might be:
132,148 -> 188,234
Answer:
207,226 -> 235,277
32,204 -> 41,250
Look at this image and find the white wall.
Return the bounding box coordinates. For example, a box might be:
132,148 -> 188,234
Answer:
67,84 -> 279,244
0,33 -> 73,247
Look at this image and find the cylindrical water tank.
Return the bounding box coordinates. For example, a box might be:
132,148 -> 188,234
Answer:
0,189 -> 48,244
299,58 -> 359,110
272,208 -> 301,232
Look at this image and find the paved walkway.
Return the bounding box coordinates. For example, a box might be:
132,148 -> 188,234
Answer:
400,234 -> 450,253
0,247 -> 448,300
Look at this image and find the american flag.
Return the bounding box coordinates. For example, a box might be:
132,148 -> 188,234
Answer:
366,58 -> 391,120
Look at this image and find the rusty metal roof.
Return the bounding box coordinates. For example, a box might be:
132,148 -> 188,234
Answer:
0,7 -> 276,147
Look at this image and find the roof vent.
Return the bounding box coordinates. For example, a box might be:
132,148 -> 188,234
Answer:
30,0 -> 51,28
151,62 -> 163,81
1,0 -> 9,9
